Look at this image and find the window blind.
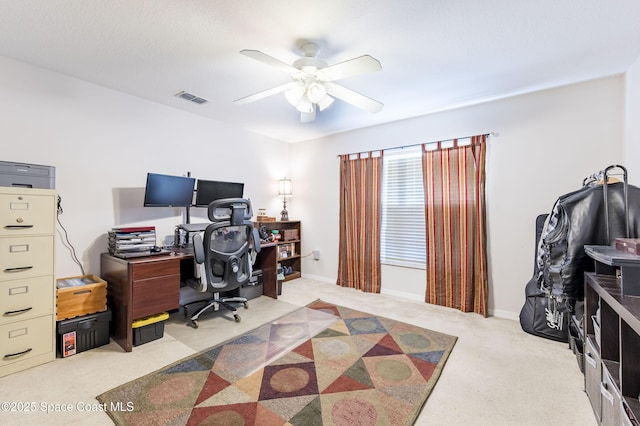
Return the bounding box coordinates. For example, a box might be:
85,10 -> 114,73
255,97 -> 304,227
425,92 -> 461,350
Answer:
380,148 -> 426,268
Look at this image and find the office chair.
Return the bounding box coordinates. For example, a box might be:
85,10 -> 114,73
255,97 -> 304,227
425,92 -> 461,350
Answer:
181,198 -> 260,328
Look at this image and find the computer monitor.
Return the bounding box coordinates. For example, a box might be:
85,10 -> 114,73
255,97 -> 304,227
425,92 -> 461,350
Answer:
195,179 -> 244,207
143,173 -> 196,207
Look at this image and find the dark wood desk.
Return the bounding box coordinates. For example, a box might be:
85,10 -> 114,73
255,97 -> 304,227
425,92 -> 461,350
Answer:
101,253 -> 186,352
100,242 -> 278,352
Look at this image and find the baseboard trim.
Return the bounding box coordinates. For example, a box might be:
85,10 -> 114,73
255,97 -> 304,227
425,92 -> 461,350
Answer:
300,273 -> 334,284
489,309 -> 519,321
380,288 -> 424,302
300,274 -> 520,320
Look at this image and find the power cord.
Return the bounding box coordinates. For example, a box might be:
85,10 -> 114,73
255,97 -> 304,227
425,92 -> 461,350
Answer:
56,195 -> 85,276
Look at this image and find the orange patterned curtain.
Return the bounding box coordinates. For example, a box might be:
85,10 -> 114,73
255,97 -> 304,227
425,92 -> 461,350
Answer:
337,152 -> 382,293
422,135 -> 488,316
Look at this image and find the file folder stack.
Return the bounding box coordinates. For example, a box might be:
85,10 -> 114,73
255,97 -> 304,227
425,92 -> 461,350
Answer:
108,226 -> 157,258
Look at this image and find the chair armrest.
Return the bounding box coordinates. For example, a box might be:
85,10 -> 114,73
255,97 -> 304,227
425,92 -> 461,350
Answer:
252,228 -> 261,253
193,233 -> 205,263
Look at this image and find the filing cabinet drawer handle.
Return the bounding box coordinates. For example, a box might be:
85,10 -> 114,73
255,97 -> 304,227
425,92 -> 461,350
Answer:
4,225 -> 34,229
3,266 -> 34,273
3,348 -> 32,360
3,307 -> 33,316
585,351 -> 597,368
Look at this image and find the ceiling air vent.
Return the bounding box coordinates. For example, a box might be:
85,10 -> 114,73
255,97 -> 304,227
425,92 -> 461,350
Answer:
175,91 -> 208,105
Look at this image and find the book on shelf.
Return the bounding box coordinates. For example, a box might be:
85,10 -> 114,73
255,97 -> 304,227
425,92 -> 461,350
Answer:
278,243 -> 295,259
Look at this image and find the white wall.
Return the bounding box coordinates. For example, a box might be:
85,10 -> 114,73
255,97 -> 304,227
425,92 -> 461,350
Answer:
292,76 -> 625,318
625,56 -> 640,177
1,56 -> 289,278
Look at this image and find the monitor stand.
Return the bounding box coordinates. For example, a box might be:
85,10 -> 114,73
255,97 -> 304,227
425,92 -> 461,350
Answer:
174,223 -> 207,248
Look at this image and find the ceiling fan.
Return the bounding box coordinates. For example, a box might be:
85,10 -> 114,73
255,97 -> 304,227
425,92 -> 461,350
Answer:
234,41 -> 383,123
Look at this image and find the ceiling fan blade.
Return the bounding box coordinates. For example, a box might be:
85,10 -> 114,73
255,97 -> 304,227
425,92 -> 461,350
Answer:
316,55 -> 382,82
234,82 -> 299,105
240,50 -> 299,74
325,83 -> 383,113
300,106 -> 316,123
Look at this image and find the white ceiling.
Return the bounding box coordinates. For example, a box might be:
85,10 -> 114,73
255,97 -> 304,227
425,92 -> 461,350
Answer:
2,0 -> 640,143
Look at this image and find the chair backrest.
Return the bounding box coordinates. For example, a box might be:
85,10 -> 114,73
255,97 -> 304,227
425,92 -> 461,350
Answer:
195,198 -> 258,292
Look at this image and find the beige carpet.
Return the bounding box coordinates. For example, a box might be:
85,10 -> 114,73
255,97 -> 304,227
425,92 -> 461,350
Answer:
0,278 -> 596,425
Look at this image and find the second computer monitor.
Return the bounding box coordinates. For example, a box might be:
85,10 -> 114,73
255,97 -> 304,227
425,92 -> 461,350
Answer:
195,179 -> 244,207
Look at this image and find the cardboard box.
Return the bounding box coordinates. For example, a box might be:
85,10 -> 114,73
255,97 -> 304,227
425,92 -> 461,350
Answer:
56,274 -> 107,321
57,309 -> 111,357
132,312 -> 169,346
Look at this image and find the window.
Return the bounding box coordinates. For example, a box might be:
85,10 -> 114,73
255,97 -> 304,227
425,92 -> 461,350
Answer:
380,148 -> 426,268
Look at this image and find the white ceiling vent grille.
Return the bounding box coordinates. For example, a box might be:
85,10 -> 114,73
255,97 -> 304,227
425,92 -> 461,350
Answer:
175,91 -> 208,104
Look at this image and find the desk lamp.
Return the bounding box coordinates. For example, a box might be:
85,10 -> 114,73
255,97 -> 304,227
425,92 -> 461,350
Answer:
278,177 -> 292,221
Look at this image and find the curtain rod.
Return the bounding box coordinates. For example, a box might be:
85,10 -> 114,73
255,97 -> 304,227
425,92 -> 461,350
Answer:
337,132 -> 498,158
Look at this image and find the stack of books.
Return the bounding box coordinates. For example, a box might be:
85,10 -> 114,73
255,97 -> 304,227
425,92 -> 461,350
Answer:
108,226 -> 157,258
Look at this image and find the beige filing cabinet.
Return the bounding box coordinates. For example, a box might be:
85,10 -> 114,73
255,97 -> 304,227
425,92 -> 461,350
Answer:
0,187 -> 56,377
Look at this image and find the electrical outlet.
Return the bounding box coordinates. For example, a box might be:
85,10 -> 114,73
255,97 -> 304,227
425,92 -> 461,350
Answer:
313,250 -> 320,260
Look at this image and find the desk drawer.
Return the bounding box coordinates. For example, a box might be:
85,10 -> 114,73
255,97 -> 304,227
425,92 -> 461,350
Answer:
0,236 -> 54,281
132,258 -> 180,281
131,275 -> 180,319
0,315 -> 54,367
1,276 -> 53,325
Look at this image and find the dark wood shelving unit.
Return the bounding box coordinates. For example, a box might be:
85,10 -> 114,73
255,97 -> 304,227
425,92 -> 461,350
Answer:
255,220 -> 301,282
584,245 -> 640,425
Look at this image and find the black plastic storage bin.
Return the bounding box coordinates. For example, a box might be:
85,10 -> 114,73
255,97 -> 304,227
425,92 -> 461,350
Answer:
57,309 -> 111,357
132,312 -> 169,346
239,269 -> 263,300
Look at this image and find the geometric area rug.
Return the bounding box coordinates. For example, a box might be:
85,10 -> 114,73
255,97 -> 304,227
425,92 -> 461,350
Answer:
97,300 -> 457,425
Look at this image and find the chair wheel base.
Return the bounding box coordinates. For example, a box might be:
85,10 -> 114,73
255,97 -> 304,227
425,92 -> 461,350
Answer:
184,297 -> 248,326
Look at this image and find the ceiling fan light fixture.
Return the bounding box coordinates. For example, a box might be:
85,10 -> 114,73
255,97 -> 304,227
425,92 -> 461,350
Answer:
295,97 -> 314,114
285,85 -> 305,107
306,82 -> 327,104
